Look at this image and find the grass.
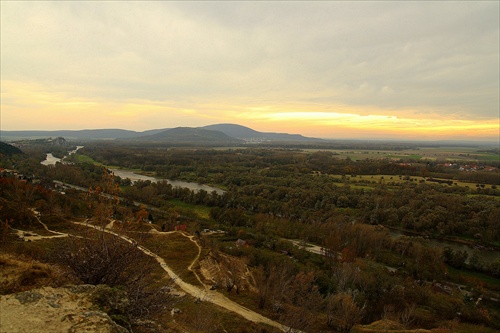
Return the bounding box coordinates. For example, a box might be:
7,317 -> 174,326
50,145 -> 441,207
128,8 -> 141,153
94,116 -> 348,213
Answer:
386,154 -> 423,160
452,323 -> 500,333
353,319 -> 500,333
330,174 -> 497,191
447,266 -> 500,291
0,252 -> 77,294
169,199 -> 211,220
140,232 -> 202,286
166,296 -> 282,333
70,153 -> 104,165
302,146 -> 499,163
40,215 -> 75,233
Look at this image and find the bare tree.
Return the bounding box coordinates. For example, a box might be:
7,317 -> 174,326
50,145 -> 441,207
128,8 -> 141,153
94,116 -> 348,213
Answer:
332,262 -> 359,292
254,260 -> 293,312
280,271 -> 323,333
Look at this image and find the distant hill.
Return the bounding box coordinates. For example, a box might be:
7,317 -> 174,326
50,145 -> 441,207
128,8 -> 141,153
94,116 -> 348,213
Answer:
0,142 -> 23,156
132,127 -> 243,144
1,129 -> 141,140
202,124 -> 262,139
1,124 -> 321,144
202,123 -> 321,143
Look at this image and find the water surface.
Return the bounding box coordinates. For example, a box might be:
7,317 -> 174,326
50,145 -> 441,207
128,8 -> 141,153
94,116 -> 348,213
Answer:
110,168 -> 225,194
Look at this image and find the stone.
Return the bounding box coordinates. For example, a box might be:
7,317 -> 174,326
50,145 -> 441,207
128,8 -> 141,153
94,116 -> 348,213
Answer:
0,285 -> 129,333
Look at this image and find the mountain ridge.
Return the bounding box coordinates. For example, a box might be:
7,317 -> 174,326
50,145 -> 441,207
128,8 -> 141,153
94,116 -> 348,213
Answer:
130,127 -> 243,143
1,124 -> 319,143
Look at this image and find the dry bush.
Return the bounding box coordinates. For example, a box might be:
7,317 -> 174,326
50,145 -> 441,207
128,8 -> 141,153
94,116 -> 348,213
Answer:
54,229 -> 174,319
55,229 -> 141,286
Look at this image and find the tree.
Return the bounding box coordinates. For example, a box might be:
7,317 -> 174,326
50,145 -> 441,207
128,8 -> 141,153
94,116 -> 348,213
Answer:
254,260 -> 293,311
223,256 -> 248,294
280,271 -> 323,332
443,247 -> 468,269
86,169 -> 120,227
135,207 -> 149,223
327,292 -> 365,333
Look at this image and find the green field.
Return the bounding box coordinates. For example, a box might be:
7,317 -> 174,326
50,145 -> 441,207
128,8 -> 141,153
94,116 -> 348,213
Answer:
303,146 -> 499,162
332,174 -> 497,190
169,199 -> 211,220
70,153 -> 104,165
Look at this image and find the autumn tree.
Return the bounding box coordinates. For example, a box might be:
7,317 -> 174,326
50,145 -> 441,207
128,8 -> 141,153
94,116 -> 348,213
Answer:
254,260 -> 294,312
86,168 -> 120,227
327,292 -> 365,333
135,206 -> 149,223
280,271 -> 323,332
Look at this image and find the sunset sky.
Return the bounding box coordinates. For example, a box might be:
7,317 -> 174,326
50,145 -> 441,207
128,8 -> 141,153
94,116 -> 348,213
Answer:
1,1 -> 499,141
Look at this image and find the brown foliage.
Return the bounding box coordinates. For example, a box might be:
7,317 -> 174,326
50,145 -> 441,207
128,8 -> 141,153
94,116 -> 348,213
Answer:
327,292 -> 365,333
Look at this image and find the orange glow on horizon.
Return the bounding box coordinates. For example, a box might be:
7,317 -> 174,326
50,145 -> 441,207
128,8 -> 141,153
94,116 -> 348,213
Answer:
1,80 -> 498,141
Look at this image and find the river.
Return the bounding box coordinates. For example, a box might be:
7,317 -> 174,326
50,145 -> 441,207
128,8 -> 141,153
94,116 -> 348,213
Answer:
109,168 -> 225,195
40,153 -> 62,166
41,148 -> 224,194
41,146 -> 84,166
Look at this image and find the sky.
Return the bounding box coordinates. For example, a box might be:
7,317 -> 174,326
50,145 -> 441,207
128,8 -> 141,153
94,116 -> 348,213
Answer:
1,1 -> 499,141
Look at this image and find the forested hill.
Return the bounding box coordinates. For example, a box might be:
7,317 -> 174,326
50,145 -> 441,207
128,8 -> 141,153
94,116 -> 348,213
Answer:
129,127 -> 243,144
3,124 -> 496,146
1,129 -> 145,140
0,142 -> 23,156
1,124 -> 320,143
201,123 -> 321,142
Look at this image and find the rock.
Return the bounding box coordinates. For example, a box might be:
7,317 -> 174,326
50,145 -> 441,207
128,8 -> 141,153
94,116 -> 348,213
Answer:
0,285 -> 129,333
91,285 -> 130,314
14,291 -> 43,304
68,311 -> 129,333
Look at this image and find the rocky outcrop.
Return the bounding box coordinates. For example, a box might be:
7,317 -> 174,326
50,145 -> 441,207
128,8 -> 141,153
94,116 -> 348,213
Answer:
0,285 -> 129,333
50,137 -> 68,146
198,253 -> 257,293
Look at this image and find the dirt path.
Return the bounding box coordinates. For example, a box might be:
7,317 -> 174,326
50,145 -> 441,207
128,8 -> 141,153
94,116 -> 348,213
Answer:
12,209 -> 291,330
288,239 -> 325,256
71,221 -> 290,332
179,233 -> 207,287
13,209 -> 70,242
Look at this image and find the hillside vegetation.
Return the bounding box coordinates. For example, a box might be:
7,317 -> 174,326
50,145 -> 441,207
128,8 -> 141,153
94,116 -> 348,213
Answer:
1,140 -> 499,332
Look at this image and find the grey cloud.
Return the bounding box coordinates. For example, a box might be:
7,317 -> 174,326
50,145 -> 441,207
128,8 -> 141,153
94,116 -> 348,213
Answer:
1,1 -> 498,118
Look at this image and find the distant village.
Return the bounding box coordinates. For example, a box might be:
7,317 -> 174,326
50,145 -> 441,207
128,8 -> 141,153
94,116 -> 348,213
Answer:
398,162 -> 498,172
436,162 -> 497,172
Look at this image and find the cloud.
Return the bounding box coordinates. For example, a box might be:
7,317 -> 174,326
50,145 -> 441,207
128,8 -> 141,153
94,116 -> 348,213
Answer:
1,1 -> 498,139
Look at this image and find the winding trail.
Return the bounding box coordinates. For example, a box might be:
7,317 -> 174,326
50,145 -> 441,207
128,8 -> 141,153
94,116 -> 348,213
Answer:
180,233 -> 206,287
13,209 -> 69,242
71,221 -> 289,332
14,206 -> 293,330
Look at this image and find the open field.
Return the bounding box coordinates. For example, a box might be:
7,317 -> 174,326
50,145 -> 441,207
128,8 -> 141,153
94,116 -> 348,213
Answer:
69,153 -> 105,165
330,174 -> 497,190
303,146 -> 499,162
169,199 -> 212,220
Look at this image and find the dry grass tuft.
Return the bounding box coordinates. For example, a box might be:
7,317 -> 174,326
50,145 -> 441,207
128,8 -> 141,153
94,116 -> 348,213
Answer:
0,252 -> 78,294
353,319 -> 431,333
